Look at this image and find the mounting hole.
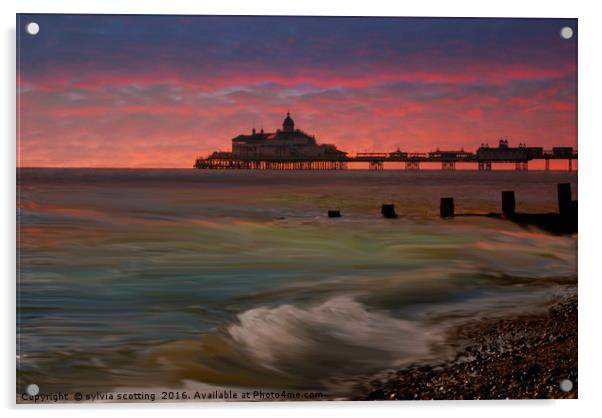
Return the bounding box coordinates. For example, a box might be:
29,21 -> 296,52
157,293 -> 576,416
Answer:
26,22 -> 40,36
559,379 -> 573,392
26,383 -> 40,396
560,26 -> 573,40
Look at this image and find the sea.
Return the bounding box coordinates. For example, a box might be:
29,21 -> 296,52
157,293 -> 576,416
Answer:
17,168 -> 578,400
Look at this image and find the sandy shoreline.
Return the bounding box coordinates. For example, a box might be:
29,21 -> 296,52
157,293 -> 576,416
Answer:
356,292 -> 577,400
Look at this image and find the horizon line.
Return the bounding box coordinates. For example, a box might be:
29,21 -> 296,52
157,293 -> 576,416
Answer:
16,166 -> 578,171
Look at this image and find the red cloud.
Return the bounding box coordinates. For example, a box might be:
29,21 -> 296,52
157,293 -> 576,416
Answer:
17,57 -> 576,167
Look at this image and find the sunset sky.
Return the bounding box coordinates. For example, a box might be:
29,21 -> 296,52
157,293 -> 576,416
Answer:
17,15 -> 577,168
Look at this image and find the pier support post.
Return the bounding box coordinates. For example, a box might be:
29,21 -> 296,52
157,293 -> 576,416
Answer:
440,198 -> 455,218
479,161 -> 491,171
405,161 -> 420,170
479,161 -> 492,171
558,183 -> 572,216
502,191 -> 516,217
515,161 -> 528,171
442,162 -> 456,170
568,159 -> 573,171
381,204 -> 397,219
369,161 -> 384,170
545,159 -> 550,171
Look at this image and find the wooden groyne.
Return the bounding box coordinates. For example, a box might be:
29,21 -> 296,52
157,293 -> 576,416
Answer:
381,204 -> 398,219
435,183 -> 577,235
327,183 -> 577,235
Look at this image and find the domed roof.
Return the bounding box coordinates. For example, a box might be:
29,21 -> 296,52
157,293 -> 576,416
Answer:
282,112 -> 295,132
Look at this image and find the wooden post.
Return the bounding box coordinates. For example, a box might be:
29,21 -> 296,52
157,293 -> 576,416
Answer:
440,197 -> 454,218
558,183 -> 572,216
328,210 -> 341,218
502,191 -> 515,216
381,204 -> 397,219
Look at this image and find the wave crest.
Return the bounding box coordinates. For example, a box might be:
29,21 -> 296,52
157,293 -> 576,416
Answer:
227,296 -> 442,382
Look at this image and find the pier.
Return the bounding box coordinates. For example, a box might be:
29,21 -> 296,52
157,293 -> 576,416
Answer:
195,143 -> 577,171
194,147 -> 578,171
194,114 -> 577,171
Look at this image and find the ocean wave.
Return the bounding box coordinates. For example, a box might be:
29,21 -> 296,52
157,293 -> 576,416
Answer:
135,296 -> 446,393
225,297 -> 444,384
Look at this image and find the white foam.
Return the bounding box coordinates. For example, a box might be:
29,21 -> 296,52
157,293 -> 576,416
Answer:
227,296 -> 442,381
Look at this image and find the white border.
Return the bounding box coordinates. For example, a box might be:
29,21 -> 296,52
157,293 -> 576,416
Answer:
3,1 -> 601,417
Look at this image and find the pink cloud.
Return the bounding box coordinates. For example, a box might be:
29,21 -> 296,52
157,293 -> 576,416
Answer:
17,58 -> 576,167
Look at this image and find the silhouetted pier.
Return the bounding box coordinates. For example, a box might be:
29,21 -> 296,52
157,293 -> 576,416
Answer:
195,139 -> 577,171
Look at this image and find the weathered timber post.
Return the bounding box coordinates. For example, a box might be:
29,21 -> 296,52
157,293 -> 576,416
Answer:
381,204 -> 397,219
440,198 -> 455,218
328,210 -> 341,218
558,183 -> 572,216
502,191 -> 516,217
